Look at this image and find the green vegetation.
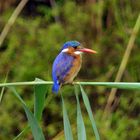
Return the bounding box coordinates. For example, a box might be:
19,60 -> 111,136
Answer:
0,0 -> 140,139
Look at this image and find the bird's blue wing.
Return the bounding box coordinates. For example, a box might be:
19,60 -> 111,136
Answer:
52,53 -> 74,93
52,52 -> 74,83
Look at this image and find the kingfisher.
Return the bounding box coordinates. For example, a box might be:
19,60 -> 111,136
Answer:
52,41 -> 97,94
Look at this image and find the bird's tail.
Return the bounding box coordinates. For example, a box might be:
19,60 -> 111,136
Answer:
52,83 -> 60,94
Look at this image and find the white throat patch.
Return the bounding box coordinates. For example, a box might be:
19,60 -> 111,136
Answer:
61,48 -> 82,55
74,51 -> 82,55
62,48 -> 69,53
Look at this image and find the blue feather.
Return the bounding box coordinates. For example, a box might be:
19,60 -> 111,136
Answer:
52,82 -> 60,94
52,52 -> 74,93
61,41 -> 80,50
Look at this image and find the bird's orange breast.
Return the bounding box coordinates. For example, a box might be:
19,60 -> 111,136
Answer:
64,54 -> 82,83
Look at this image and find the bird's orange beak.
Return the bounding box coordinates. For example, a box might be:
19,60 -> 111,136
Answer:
77,48 -> 97,54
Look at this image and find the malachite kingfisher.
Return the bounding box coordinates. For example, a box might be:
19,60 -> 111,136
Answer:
52,41 -> 97,94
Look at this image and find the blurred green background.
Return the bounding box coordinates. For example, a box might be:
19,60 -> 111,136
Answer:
0,0 -> 140,139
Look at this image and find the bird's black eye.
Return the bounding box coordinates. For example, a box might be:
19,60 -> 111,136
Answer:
74,46 -> 78,49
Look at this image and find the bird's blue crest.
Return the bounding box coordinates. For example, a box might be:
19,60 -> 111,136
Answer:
61,41 -> 80,50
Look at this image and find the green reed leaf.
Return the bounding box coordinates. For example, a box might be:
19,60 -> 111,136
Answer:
74,86 -> 86,140
8,86 -> 45,140
34,78 -> 48,121
80,85 -> 100,140
61,93 -> 73,140
0,82 -> 140,90
78,82 -> 140,90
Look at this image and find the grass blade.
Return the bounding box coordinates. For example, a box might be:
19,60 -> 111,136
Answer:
0,86 -> 5,103
8,86 -> 45,140
78,82 -> 140,90
80,85 -> 100,140
74,86 -> 86,140
13,126 -> 29,140
34,78 -> 48,121
0,72 -> 9,103
61,93 -> 73,140
0,81 -> 140,90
